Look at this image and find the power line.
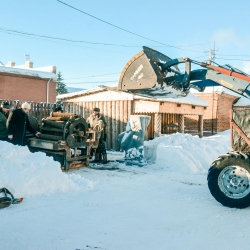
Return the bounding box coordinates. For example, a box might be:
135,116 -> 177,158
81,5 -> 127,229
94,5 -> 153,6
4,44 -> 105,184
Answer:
0,29 -> 132,55
65,72 -> 120,80
56,0 -> 208,54
0,26 -> 212,50
216,57 -> 250,61
66,80 -> 117,85
0,27 -> 140,47
216,54 -> 250,57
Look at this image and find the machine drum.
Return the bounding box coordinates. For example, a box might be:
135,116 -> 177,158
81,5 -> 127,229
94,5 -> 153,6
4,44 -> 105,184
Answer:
208,151 -> 250,208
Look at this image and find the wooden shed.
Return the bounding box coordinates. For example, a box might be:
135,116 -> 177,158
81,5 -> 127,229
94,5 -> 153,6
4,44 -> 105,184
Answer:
58,87 -> 208,150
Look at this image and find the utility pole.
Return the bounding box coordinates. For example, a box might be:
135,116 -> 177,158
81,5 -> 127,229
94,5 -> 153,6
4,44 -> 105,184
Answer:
208,41 -> 217,64
210,41 -> 217,135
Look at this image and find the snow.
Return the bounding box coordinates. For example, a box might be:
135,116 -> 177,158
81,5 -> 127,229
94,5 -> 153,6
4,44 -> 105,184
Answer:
0,65 -> 57,79
2,130 -> 250,250
57,84 -> 118,100
58,84 -> 208,107
146,92 -> 208,107
0,142 -> 93,197
233,96 -> 250,107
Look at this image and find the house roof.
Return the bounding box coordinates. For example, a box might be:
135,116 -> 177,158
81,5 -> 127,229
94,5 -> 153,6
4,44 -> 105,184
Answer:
191,86 -> 242,97
58,84 -> 208,107
233,96 -> 250,107
0,65 -> 57,79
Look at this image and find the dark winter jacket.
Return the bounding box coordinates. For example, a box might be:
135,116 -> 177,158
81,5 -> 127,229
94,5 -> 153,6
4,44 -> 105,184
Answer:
0,108 -> 9,140
7,109 -> 37,146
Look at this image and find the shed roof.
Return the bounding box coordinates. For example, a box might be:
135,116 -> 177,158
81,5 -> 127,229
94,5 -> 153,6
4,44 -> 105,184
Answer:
233,96 -> 250,107
58,84 -> 208,107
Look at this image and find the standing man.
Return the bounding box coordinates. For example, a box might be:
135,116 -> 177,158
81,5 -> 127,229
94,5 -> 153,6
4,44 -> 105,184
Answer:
87,107 -> 108,164
8,102 -> 40,146
0,102 -> 10,141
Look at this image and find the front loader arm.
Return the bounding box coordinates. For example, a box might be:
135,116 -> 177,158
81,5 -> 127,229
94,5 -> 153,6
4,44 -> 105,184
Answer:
198,62 -> 250,98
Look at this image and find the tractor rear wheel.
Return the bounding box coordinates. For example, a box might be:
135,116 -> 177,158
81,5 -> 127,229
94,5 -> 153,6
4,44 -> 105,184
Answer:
207,151 -> 250,208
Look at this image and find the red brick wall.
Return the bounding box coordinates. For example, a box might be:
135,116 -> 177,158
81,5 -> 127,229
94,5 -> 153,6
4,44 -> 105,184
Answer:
186,92 -> 239,132
0,74 -> 56,103
216,94 -> 239,131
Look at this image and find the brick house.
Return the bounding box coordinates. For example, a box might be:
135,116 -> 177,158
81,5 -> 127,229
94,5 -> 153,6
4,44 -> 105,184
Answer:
185,87 -> 243,134
0,61 -> 57,103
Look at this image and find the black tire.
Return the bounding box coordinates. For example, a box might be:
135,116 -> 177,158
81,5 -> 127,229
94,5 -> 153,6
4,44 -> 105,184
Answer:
207,151 -> 250,208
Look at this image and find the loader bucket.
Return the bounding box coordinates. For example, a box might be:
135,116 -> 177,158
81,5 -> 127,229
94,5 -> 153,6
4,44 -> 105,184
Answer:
118,46 -> 189,98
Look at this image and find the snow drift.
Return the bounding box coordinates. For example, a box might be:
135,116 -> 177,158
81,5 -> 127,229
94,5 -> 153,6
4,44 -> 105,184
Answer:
0,131 -> 231,198
145,130 -> 232,173
0,141 -> 94,198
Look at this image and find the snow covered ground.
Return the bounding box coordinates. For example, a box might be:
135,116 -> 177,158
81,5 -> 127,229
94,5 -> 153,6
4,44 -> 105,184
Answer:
1,130 -> 250,250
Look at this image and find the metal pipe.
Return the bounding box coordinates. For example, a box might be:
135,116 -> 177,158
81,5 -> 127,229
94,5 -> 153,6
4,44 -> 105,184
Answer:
46,78 -> 52,103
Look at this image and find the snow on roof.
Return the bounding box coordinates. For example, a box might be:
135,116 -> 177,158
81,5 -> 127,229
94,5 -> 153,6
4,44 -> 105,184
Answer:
58,84 -> 208,106
57,86 -> 108,99
135,92 -> 208,107
233,96 -> 250,107
0,65 -> 57,79
191,86 -> 241,97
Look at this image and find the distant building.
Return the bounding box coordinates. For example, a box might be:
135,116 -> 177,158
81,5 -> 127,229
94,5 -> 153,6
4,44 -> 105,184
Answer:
0,60 -> 57,103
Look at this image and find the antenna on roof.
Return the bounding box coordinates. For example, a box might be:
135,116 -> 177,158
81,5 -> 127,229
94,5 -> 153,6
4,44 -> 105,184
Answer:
25,54 -> 30,61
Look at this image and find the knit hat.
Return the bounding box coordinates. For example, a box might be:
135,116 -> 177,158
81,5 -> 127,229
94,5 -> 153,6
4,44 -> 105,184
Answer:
21,102 -> 31,110
93,107 -> 100,112
2,102 -> 10,109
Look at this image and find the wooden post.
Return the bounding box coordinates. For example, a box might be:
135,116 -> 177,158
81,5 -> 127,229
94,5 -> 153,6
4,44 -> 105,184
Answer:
103,101 -> 107,146
198,115 -> 203,138
33,102 -> 37,119
124,100 -> 128,131
120,100 -> 124,133
128,100 -> 132,119
89,102 -> 93,116
112,101 -> 116,150
178,114 -> 185,133
85,102 -> 89,118
82,102 -> 87,119
65,102 -> 69,113
154,113 -> 161,137
116,101 -> 120,150
107,101 -> 112,150
79,102 -> 83,117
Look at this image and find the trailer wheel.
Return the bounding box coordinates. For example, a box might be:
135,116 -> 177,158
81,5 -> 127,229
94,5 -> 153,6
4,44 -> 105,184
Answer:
207,151 -> 250,208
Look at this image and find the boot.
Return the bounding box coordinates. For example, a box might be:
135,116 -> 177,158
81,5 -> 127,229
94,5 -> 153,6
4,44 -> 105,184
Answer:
102,153 -> 108,164
91,152 -> 100,163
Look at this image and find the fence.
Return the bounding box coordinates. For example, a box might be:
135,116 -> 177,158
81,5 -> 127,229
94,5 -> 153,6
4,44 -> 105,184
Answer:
63,101 -> 133,150
0,99 -> 56,122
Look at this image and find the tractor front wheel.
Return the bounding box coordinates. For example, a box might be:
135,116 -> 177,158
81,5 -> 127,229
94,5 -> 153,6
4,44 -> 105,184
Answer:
208,151 -> 250,208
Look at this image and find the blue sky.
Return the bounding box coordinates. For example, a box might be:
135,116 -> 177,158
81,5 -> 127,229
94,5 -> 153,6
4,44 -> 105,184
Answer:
1,0 -> 250,89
